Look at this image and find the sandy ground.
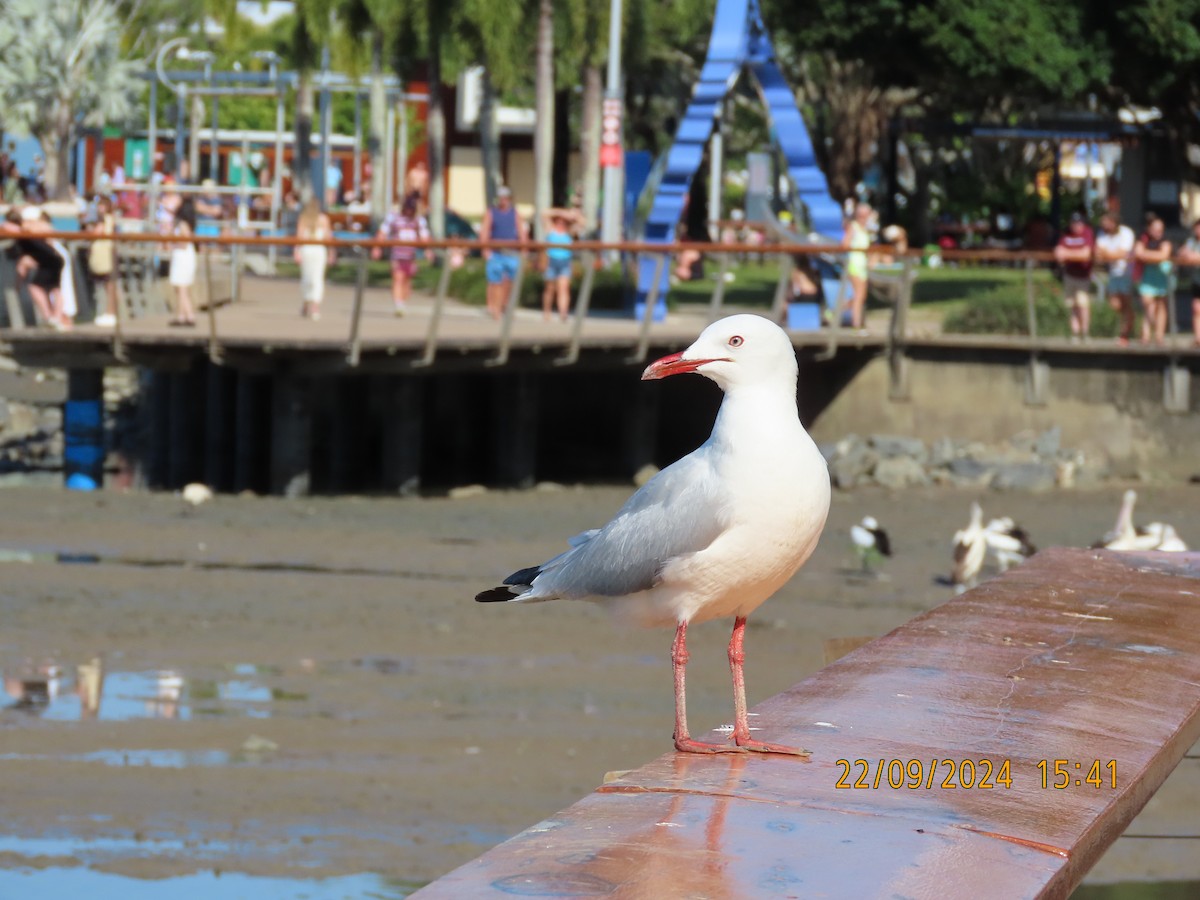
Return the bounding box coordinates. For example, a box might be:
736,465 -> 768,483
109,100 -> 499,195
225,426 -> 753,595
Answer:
1,482 -> 1198,891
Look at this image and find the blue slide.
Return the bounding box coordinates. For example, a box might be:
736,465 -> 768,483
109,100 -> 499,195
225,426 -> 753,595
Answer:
635,0 -> 842,317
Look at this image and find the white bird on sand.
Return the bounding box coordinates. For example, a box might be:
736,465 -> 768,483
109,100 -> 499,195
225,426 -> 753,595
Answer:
951,502 -> 987,593
476,315 -> 831,756
850,515 -> 891,573
181,483 -> 213,506
1093,489 -> 1189,552
984,516 -> 1037,572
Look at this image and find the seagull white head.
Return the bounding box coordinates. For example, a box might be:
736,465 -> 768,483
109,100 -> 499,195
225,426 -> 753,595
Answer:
641,314 -> 798,392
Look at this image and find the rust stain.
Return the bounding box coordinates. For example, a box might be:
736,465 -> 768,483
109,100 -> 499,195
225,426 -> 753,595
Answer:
953,823 -> 1071,857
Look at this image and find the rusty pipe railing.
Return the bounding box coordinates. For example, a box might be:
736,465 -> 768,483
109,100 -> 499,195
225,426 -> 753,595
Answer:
413,254 -> 454,369
346,247 -> 369,367
557,251 -> 597,366
8,229 -> 1195,378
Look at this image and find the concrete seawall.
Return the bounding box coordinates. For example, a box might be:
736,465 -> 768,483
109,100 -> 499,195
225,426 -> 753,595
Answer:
809,349 -> 1200,481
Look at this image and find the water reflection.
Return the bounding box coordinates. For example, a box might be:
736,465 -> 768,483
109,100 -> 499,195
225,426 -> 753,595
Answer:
1,660 -> 274,722
0,832 -> 417,898
0,867 -> 416,899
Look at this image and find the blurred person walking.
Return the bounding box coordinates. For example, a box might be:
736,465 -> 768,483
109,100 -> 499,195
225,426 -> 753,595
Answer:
540,208 -> 580,322
1134,215 -> 1172,345
1174,218 -> 1200,347
481,186 -> 524,320
4,206 -> 69,329
842,202 -> 872,330
88,196 -> 119,327
1095,213 -> 1136,345
167,199 -> 197,327
1054,212 -> 1095,342
374,196 -> 431,316
294,198 -> 333,321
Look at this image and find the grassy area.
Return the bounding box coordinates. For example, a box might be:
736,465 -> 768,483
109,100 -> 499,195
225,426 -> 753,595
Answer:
930,265 -> 1121,337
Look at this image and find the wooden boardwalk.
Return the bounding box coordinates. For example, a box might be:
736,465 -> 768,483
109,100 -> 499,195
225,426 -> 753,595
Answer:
4,270 -> 1198,374
0,271 -> 888,371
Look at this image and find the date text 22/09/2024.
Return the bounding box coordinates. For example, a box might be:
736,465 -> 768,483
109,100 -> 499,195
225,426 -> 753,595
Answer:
834,758 -> 1118,791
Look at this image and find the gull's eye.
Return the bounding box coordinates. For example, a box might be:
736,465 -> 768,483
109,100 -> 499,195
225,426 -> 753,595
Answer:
728,335 -> 744,348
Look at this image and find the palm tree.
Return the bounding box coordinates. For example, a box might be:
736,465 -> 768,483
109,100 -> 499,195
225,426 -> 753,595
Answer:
0,0 -> 141,200
457,0 -> 525,208
287,1 -> 332,202
533,0 -> 555,240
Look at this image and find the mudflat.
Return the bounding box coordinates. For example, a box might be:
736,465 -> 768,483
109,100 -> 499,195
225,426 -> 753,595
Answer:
1,483 -> 1197,888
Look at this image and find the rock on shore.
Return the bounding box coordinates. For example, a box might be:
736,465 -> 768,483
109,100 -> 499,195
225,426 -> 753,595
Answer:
819,427 -> 1097,492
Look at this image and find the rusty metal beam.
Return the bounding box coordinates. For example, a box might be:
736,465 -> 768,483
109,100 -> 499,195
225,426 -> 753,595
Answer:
413,549 -> 1200,899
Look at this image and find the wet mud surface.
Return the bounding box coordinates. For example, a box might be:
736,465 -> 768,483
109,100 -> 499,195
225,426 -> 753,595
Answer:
1,483 -> 1198,893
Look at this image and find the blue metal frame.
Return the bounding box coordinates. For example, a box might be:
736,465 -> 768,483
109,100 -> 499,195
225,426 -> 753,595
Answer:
635,0 -> 842,315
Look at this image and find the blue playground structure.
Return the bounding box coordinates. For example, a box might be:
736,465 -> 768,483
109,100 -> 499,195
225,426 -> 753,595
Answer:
635,0 -> 843,320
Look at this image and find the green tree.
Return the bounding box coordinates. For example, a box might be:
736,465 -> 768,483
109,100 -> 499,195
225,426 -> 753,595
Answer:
533,0 -> 555,238
0,0 -> 142,199
455,0 -> 528,207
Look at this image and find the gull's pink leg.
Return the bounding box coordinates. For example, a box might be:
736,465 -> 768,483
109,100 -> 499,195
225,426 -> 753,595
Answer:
672,621 -> 744,754
728,616 -> 810,757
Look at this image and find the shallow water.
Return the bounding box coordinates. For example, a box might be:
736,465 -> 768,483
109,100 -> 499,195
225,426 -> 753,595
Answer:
0,864 -> 416,900
3,666 -> 273,722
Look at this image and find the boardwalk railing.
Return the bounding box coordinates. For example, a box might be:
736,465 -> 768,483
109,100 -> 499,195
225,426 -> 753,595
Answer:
1,230 -> 1197,395
412,548 -> 1200,899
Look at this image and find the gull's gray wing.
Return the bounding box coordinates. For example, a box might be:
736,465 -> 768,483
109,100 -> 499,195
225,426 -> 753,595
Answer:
523,447 -> 729,599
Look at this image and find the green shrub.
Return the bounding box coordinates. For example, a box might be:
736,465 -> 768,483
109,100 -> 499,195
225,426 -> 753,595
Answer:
943,277 -> 1121,338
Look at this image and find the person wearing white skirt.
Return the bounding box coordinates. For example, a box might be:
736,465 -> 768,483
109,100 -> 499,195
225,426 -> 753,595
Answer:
295,198 -> 334,320
167,200 -> 197,326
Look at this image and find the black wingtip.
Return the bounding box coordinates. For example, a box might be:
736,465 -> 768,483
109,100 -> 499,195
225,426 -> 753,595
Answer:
476,586 -> 518,602
477,564 -> 541,602
503,565 -> 542,586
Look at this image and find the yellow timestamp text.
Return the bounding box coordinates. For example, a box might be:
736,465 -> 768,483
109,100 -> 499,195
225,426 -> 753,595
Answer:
834,758 -> 1014,790
1037,759 -> 1117,789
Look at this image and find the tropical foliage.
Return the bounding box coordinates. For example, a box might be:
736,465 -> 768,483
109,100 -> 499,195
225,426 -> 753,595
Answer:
3,0 -> 1200,232
0,0 -> 142,198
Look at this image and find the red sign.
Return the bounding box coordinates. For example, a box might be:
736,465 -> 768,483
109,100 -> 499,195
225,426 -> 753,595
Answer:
599,143 -> 623,168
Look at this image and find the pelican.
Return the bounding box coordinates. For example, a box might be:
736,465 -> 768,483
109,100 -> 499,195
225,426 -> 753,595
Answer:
1093,490 -> 1188,551
951,502 -> 987,593
984,517 -> 1037,572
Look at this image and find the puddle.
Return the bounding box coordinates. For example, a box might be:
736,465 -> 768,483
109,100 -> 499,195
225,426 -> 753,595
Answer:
0,833 -> 419,897
0,750 -> 231,768
0,867 -> 417,899
0,543 -> 468,582
2,664 -> 273,722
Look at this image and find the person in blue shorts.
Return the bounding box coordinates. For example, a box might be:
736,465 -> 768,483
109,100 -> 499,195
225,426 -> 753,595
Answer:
541,207 -> 582,321
481,186 -> 525,319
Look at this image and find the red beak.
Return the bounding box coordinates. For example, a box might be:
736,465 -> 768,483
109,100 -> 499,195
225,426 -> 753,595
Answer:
641,351 -> 727,381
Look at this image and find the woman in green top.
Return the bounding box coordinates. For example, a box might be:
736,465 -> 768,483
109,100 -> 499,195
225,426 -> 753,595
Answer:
842,202 -> 872,330
1134,216 -> 1172,346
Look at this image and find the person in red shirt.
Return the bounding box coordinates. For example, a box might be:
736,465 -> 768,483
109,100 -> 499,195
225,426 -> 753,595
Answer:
1055,212 -> 1095,342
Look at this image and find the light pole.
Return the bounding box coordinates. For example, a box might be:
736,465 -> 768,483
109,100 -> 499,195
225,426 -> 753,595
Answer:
600,0 -> 624,259
155,37 -> 191,175
187,50 -> 215,181
254,50 -> 284,269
